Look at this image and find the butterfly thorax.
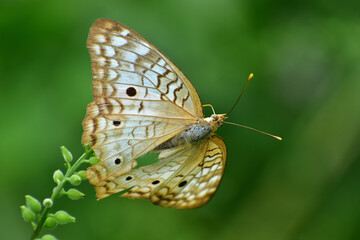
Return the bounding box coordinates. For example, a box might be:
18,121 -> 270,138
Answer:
153,114 -> 226,151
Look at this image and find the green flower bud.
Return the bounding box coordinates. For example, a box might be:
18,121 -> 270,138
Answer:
77,170 -> 87,180
25,195 -> 41,213
60,146 -> 73,163
68,174 -> 82,186
66,188 -> 85,200
40,234 -> 58,240
44,216 -> 57,229
88,157 -> 100,165
53,170 -> 64,184
43,198 -> 53,207
20,205 -> 35,222
54,210 -> 75,224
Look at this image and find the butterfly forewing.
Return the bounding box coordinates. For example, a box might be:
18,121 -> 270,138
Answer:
87,19 -> 203,117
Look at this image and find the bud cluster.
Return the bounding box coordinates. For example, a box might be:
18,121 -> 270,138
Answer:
21,145 -> 95,239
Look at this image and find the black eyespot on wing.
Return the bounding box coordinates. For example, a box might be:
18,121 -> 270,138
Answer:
113,120 -> 121,126
178,181 -> 187,187
126,87 -> 137,97
114,158 -> 121,165
126,176 -> 132,181
152,180 -> 160,185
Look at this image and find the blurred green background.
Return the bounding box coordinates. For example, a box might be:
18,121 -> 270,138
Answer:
1,0 -> 360,239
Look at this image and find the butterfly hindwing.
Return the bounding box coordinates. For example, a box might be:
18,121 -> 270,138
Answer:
151,135 -> 227,209
96,135 -> 226,209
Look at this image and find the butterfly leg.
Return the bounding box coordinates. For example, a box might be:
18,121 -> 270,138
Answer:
202,104 -> 216,115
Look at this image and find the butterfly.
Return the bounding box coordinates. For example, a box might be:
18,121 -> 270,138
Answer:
82,19 -> 227,209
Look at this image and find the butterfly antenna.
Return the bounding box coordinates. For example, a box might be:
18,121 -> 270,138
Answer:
227,73 -> 253,116
223,121 -> 282,140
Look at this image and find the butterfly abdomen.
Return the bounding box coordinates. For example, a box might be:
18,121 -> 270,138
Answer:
153,123 -> 213,151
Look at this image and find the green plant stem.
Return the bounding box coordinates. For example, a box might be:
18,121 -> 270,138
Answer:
31,149 -> 93,240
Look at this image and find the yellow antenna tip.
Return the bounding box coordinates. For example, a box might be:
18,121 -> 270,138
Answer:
273,136 -> 282,141
248,73 -> 254,81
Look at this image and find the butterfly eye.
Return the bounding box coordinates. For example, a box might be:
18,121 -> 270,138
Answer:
125,176 -> 133,181
126,87 -> 137,97
114,158 -> 121,165
113,120 -> 121,126
178,181 -> 187,187
152,180 -> 160,185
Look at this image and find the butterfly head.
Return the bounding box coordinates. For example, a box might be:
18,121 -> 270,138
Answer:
203,114 -> 227,132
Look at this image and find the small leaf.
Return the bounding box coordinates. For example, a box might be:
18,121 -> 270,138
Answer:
60,146 -> 73,163
68,174 -> 82,186
52,170 -> 64,184
42,198 -> 53,208
20,205 -> 35,222
66,188 -> 85,200
44,216 -> 57,229
25,195 -> 41,213
54,210 -> 75,224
